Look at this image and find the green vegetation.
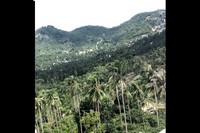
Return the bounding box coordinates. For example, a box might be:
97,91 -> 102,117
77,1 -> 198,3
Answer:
35,10 -> 165,133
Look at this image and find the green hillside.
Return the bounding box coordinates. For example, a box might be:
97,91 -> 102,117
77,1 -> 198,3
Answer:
35,9 -> 165,71
35,9 -> 166,133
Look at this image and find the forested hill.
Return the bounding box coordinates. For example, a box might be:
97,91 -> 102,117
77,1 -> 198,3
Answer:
35,9 -> 165,72
35,10 -> 166,133
35,31 -> 165,83
35,9 -> 165,45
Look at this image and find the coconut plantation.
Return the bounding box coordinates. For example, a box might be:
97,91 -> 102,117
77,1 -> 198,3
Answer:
35,10 -> 166,133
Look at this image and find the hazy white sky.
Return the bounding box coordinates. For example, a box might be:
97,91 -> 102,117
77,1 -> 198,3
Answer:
35,0 -> 165,31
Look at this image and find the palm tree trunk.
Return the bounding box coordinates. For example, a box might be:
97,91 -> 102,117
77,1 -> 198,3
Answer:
46,109 -> 51,128
55,106 -> 63,133
95,101 -> 98,112
36,118 -> 40,133
121,85 -> 128,133
54,108 -> 60,132
116,87 -> 123,130
38,108 -> 44,133
127,100 -> 132,124
55,105 -> 62,133
154,83 -> 159,127
73,96 -> 77,111
139,101 -> 145,127
78,106 -> 83,133
49,108 -> 54,133
46,109 -> 52,132
77,95 -> 83,133
97,101 -> 101,123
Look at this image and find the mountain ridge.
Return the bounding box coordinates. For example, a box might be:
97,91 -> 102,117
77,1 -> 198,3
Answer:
35,9 -> 165,32
35,9 -> 165,45
35,9 -> 165,71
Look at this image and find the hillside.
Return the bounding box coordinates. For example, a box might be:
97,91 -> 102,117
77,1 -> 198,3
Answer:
35,9 -> 166,133
35,9 -> 165,71
35,9 -> 165,44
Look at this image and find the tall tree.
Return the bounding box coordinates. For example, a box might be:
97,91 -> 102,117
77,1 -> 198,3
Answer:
88,78 -> 105,123
145,64 -> 164,127
35,90 -> 46,133
118,77 -> 128,133
64,75 -> 83,133
108,60 -> 128,133
35,97 -> 44,133
43,89 -> 63,133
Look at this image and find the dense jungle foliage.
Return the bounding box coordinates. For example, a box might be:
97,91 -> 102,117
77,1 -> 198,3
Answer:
35,10 -> 166,133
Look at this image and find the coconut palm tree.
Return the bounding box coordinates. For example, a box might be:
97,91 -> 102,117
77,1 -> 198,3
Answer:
64,75 -> 83,133
126,73 -> 143,124
155,68 -> 166,103
145,64 -> 166,127
35,90 -> 45,133
43,89 -> 63,133
108,72 -> 124,130
88,78 -> 105,123
117,77 -> 128,133
125,86 -> 133,124
108,60 -> 128,133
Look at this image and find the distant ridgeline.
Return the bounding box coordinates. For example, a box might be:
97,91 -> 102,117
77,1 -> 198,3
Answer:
35,9 -> 165,83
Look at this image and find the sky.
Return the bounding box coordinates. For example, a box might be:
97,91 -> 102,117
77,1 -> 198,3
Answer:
35,0 -> 165,31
